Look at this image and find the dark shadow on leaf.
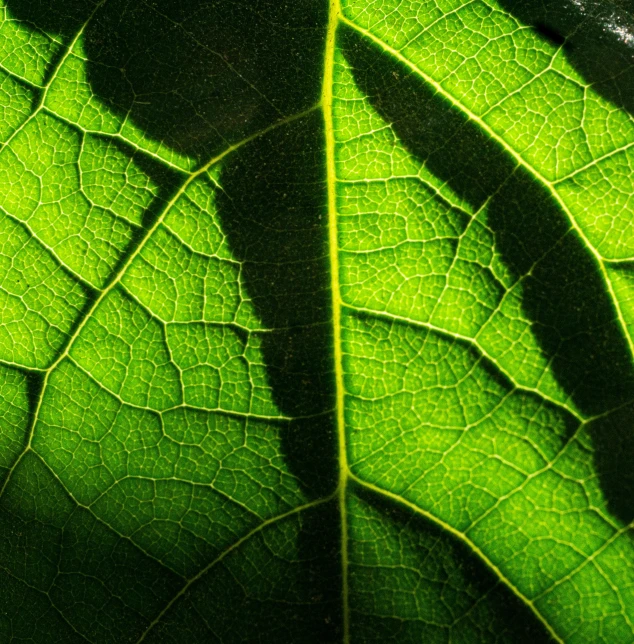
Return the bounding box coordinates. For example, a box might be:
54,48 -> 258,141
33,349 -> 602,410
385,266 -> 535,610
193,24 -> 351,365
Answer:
4,0 -> 341,638
169,500 -> 341,643
4,1 -> 631,638
215,110 -> 339,499
340,25 -> 634,525
4,0 -> 337,491
498,0 -> 634,117
0,369 -> 45,493
7,0 -> 328,162
3,0 -> 99,37
587,402 -> 634,524
0,451 -> 184,642
351,484 -> 554,643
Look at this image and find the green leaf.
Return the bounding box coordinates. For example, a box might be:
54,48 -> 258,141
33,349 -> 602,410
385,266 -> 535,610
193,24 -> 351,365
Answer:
0,0 -> 632,641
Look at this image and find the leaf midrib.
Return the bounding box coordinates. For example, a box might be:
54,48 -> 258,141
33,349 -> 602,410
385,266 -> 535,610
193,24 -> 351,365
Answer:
323,7 -> 569,643
327,6 -> 634,642
323,2 -> 352,644
1,2 -> 630,642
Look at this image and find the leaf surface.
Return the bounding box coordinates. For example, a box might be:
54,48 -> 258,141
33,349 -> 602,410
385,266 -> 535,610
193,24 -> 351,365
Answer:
0,0 -> 632,642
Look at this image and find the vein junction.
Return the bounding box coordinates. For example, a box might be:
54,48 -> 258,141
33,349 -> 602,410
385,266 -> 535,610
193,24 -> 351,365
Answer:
0,0 -> 632,642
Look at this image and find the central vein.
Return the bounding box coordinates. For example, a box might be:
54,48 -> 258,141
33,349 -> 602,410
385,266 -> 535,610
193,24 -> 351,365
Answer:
322,1 -> 349,641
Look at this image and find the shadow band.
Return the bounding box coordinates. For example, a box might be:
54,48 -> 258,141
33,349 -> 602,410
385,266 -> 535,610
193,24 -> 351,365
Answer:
340,24 -> 634,525
2,1 -> 632,638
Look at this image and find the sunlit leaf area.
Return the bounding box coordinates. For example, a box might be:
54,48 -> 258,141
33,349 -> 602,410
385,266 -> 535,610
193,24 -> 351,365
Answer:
0,0 -> 633,641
